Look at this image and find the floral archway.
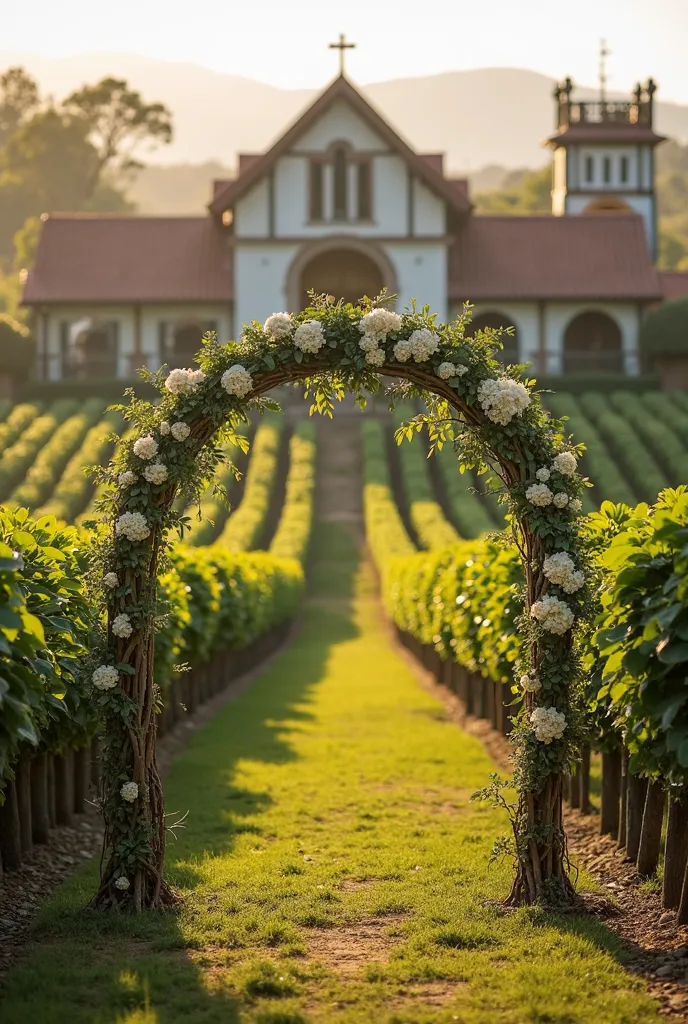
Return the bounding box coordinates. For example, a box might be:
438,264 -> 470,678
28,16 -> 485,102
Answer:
90,297 -> 588,912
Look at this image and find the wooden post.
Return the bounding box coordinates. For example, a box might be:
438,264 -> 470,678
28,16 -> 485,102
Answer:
47,754 -> 57,828
15,754 -> 33,857
0,778 -> 23,871
570,760 -> 581,809
31,752 -> 50,844
663,795 -> 688,909
617,749 -> 629,850
579,746 -> 591,814
625,773 -> 648,863
600,748 -> 621,837
637,782 -> 665,877
54,750 -> 74,827
73,746 -> 89,814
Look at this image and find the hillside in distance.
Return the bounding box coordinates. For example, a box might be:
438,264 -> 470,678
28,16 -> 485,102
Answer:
3,50 -> 688,171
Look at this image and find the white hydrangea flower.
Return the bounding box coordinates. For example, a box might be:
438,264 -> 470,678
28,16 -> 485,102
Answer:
133,435 -> 158,461
114,876 -> 130,891
115,512 -> 150,542
393,338 -> 413,362
264,312 -> 294,339
164,367 -> 205,395
221,364 -> 254,398
170,421 -> 190,442
569,498 -> 583,513
525,483 -> 553,507
552,451 -> 578,476
92,665 -> 119,691
553,492 -> 570,508
536,467 -> 551,483
519,673 -> 541,692
159,420 -> 171,436
477,378 -> 531,425
120,781 -> 139,803
118,471 -> 137,488
543,552 -> 585,594
530,595 -> 575,635
530,706 -> 567,744
294,320 -> 325,354
143,462 -> 168,485
358,308 -> 402,342
112,613 -> 133,639
437,361 -> 468,380
359,334 -> 380,354
103,572 -> 119,589
365,347 -> 386,366
407,328 -> 440,362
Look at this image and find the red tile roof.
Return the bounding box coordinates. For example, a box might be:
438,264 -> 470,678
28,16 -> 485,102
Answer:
210,75 -> 471,218
449,214 -> 661,301
658,270 -> 688,302
546,125 -> 665,147
23,215 -> 233,304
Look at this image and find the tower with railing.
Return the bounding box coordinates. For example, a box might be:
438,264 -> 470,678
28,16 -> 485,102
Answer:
548,77 -> 664,259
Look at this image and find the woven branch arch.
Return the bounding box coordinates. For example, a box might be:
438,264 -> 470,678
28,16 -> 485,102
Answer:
90,299 -> 588,911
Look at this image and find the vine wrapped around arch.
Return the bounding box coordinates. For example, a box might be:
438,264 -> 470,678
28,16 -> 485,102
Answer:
88,296 -> 589,911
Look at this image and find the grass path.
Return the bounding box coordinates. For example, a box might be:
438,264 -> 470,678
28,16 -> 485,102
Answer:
0,421 -> 660,1023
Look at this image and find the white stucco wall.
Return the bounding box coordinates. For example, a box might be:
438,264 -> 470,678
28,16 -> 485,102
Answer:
386,243 -> 447,320
234,178 -> 270,238
296,99 -> 387,152
412,177 -> 445,235
234,244 -> 299,332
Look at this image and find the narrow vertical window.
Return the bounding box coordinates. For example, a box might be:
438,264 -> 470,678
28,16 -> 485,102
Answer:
333,146 -> 348,220
603,156 -> 611,184
357,161 -> 372,220
309,161 -> 323,221
620,155 -> 629,184
585,155 -> 594,183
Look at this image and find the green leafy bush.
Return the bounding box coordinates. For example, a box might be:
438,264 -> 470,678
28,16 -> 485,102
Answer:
216,416 -> 283,551
0,400 -> 78,501
269,421 -> 316,564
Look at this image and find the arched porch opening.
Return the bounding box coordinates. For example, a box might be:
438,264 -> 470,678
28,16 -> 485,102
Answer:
66,320 -> 118,379
286,239 -> 397,311
563,310 -> 623,373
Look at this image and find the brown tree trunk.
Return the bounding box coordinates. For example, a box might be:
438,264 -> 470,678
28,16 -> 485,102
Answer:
569,761 -> 581,809
578,746 -> 591,815
15,753 -> 33,858
0,778 -> 22,871
625,773 -> 648,863
54,750 -> 74,827
73,746 -> 89,814
636,782 -> 665,877
30,752 -> 50,844
600,749 -> 621,838
47,754 -> 57,828
617,749 -> 629,850
663,795 -> 688,909
679,853 -> 688,925
505,774 -> 572,906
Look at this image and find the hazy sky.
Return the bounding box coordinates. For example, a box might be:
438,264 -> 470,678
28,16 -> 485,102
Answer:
4,0 -> 688,103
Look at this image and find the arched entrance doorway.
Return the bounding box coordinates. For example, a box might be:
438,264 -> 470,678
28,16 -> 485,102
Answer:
298,248 -> 386,309
67,321 -> 118,379
472,311 -> 519,363
159,320 -> 217,369
563,311 -> 623,373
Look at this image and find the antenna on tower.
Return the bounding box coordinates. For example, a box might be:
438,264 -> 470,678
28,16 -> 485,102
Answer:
599,38 -> 611,102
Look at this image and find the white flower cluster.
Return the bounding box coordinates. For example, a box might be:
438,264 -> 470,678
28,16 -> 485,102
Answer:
92,665 -> 118,691
552,451 -> 577,476
526,483 -> 553,507
133,435 -> 158,461
542,552 -> 585,594
264,312 -> 294,339
221,364 -> 254,398
358,308 -> 402,343
477,378 -> 531,425
569,498 -> 583,513
293,320 -> 325,354
363,345 -> 386,366
114,876 -> 130,891
143,462 -> 168,485
393,328 -> 440,363
519,673 -> 541,692
171,421 -> 190,442
120,781 -> 139,803
118,471 -> 137,488
115,511 -> 150,542
536,467 -> 550,482
159,421 -> 171,436
112,613 -> 133,639
103,572 -> 118,589
164,367 -> 206,395
552,492 -> 569,508
530,706 -> 567,744
437,361 -> 468,381
530,595 -> 575,635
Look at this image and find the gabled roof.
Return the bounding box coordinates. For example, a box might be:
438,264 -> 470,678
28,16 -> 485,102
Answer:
23,215 -> 232,304
448,213 -> 662,301
209,74 -> 471,217
658,270 -> 688,303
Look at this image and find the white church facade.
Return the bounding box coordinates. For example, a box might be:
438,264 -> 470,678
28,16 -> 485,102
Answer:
23,72 -> 688,381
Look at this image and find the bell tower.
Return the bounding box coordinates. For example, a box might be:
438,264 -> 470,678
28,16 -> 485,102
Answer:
547,75 -> 664,259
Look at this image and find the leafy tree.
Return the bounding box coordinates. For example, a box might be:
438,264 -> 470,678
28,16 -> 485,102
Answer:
0,67 -> 39,148
474,165 -> 551,214
63,77 -> 172,198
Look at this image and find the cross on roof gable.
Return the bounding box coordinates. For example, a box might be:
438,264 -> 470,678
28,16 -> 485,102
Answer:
209,74 -> 471,217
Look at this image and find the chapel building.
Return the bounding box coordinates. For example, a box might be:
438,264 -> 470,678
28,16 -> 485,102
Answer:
22,71 -> 688,381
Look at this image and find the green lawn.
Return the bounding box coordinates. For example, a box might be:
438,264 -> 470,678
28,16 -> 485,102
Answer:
0,521 -> 660,1023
